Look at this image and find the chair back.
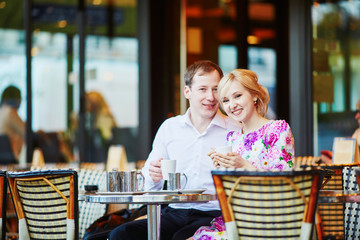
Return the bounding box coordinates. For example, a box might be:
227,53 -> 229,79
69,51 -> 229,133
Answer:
212,169 -> 323,240
293,156 -> 321,169
31,148 -> 45,168
0,171 -> 6,240
78,168 -> 107,239
7,169 -> 78,240
106,145 -> 128,171
343,166 -> 360,239
317,165 -> 347,239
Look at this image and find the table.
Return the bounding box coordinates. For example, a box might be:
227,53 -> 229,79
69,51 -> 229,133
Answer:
85,193 -> 217,240
319,190 -> 360,203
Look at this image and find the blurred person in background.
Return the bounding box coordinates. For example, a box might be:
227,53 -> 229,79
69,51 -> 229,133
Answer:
0,85 -> 25,161
85,91 -> 117,162
352,98 -> 360,145
86,91 -> 117,142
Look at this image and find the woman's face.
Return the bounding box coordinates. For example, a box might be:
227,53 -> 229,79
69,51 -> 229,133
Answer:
221,80 -> 257,124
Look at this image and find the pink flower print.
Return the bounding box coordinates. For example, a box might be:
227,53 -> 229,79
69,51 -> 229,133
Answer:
268,147 -> 281,161
274,160 -> 288,170
281,148 -> 292,162
235,143 -> 245,156
258,147 -> 282,170
198,236 -> 213,240
258,124 -> 267,136
211,216 -> 226,231
261,159 -> 269,169
226,131 -> 235,142
285,135 -> 293,147
244,132 -> 259,151
264,133 -> 279,148
273,120 -> 288,133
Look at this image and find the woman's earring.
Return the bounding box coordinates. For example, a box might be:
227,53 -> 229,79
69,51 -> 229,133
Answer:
254,99 -> 258,106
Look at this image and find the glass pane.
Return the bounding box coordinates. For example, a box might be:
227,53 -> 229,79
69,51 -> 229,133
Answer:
187,0 -> 279,119
26,0 -> 139,166
219,45 -> 278,119
0,0 -> 27,164
31,0 -> 78,164
72,36 -> 139,163
73,0 -> 139,164
312,1 -> 360,154
218,45 -> 237,75
248,47 -> 277,120
0,29 -> 26,164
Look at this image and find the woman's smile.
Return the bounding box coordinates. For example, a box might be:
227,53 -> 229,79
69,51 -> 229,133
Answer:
232,108 -> 243,116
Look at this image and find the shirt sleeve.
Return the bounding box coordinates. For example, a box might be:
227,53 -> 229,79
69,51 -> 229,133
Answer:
141,121 -> 169,191
273,121 -> 294,169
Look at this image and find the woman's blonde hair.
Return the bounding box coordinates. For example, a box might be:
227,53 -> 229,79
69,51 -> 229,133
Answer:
218,69 -> 270,117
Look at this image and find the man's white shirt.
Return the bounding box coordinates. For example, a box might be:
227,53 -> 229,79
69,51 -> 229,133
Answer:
142,109 -> 241,211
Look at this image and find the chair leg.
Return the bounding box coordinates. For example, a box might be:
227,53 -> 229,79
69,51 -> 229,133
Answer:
315,212 -> 323,240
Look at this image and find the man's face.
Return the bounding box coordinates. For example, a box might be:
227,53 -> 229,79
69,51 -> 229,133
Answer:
184,70 -> 220,121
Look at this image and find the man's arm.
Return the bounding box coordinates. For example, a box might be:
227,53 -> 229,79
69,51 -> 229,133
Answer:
141,121 -> 169,191
7,107 -> 25,139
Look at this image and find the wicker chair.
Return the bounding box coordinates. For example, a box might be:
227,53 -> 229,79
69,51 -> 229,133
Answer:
316,165 -> 346,239
7,169 -> 78,240
342,166 -> 360,239
77,168 -> 107,239
212,169 -> 324,240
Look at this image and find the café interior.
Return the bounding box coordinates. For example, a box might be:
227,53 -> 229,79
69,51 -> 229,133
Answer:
1,0 -> 360,239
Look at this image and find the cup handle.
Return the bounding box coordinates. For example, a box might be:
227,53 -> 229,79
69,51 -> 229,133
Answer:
137,171 -> 145,191
181,173 -> 188,189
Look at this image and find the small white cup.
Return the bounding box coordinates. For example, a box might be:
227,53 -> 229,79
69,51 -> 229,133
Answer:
161,159 -> 176,181
215,146 -> 232,154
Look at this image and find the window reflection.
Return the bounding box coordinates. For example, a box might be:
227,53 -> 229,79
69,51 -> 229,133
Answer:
312,1 -> 360,154
218,45 -> 277,119
72,36 -> 139,163
0,0 -> 139,165
0,29 -> 27,164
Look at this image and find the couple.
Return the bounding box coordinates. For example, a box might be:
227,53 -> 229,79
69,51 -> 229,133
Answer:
109,60 -> 294,240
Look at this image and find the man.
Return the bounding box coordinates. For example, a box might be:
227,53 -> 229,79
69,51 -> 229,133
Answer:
108,60 -> 241,240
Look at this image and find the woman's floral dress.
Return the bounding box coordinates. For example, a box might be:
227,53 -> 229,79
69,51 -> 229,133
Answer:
188,120 -> 295,240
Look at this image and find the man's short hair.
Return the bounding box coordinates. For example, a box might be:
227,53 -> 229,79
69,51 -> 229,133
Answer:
184,60 -> 223,87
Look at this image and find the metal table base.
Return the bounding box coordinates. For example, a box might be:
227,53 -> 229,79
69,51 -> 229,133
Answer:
85,193 -> 217,240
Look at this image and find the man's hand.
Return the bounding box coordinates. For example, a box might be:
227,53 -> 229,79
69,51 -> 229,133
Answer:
149,158 -> 163,183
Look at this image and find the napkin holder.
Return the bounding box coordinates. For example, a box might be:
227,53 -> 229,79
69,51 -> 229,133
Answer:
332,137 -> 360,164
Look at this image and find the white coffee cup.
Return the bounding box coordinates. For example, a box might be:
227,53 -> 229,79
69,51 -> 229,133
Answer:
161,159 -> 176,181
215,146 -> 232,154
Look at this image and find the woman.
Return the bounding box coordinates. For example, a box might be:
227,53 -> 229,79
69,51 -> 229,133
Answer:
189,69 -> 294,240
86,91 -> 117,141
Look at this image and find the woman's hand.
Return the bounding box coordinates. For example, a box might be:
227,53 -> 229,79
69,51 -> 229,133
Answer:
214,152 -> 256,170
149,158 -> 163,182
208,149 -> 221,167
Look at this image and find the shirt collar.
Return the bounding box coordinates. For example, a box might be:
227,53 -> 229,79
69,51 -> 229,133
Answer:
182,108 -> 227,129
